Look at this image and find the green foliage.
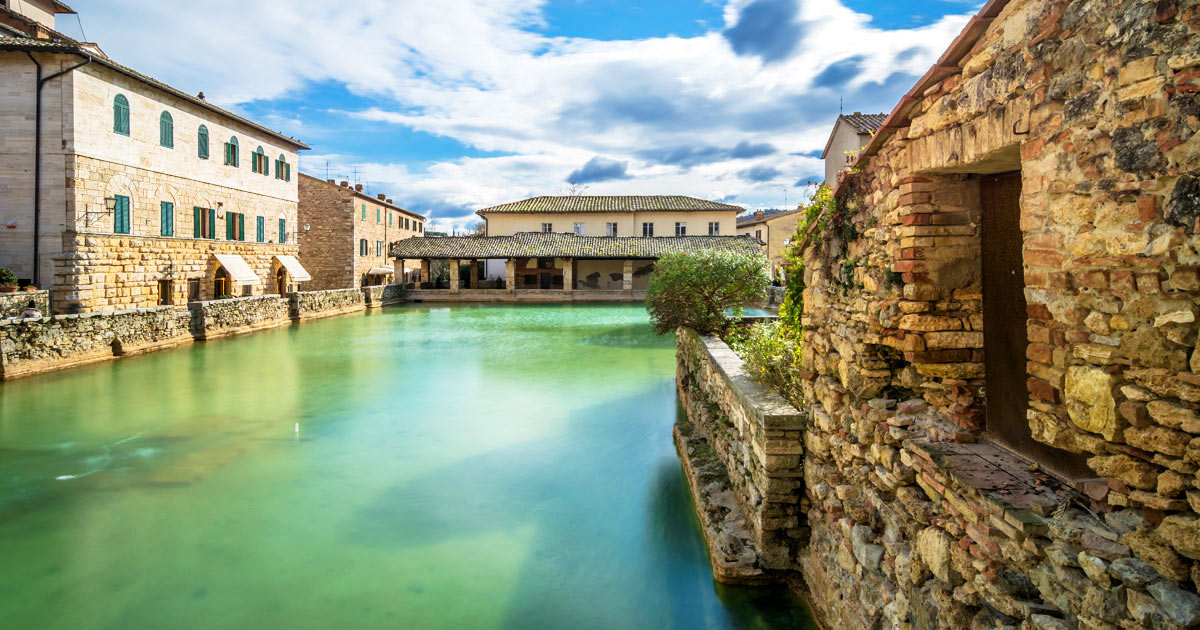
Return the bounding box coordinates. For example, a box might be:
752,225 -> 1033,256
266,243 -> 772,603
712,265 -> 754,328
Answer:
779,260 -> 805,330
0,268 -> 16,286
646,250 -> 769,336
726,320 -> 804,407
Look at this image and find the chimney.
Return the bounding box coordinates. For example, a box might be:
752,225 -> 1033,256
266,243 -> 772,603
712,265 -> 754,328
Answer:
853,111 -> 861,116
197,92 -> 206,101
377,193 -> 386,200
326,179 -> 335,184
355,184 -> 363,192
339,180 -> 349,188
754,210 -> 765,221
386,199 -> 393,204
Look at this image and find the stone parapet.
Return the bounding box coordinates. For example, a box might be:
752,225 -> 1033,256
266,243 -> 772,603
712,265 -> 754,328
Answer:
289,288 -> 365,321
0,290 -> 50,318
188,295 -> 288,341
361,283 -> 407,308
676,328 -> 807,573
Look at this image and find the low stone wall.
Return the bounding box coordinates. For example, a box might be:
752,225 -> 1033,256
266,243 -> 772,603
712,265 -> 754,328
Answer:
289,288 -> 365,321
0,290 -> 50,318
0,306 -> 193,379
188,295 -> 289,341
675,328 -> 807,579
362,283 -> 407,308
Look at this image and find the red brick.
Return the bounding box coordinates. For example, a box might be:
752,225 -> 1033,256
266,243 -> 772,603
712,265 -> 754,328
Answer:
1027,377 -> 1060,403
1026,343 -> 1054,364
902,214 -> 933,226
1072,270 -> 1108,290
1110,270 -> 1136,292
1027,303 -> 1053,320
1025,248 -> 1067,268
1021,138 -> 1046,160
899,247 -> 925,260
898,192 -> 932,206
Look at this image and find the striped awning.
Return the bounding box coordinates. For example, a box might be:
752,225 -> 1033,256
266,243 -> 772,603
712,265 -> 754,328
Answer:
274,255 -> 312,282
366,267 -> 394,276
212,254 -> 260,285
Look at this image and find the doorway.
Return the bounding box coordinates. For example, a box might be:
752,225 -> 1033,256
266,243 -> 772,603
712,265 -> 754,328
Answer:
276,268 -> 288,295
157,280 -> 173,305
214,268 -> 230,298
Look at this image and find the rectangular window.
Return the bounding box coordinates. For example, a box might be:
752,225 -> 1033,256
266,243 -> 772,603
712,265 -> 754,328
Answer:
419,223 -> 423,233
606,222 -> 617,237
187,278 -> 200,302
755,229 -> 762,240
279,218 -> 286,244
226,211 -> 235,240
256,216 -> 265,243
238,213 -> 245,241
377,208 -> 381,224
573,223 -> 584,236
642,222 -> 653,237
194,206 -> 203,238
113,195 -> 131,234
242,285 -> 252,297
541,223 -> 552,233
160,201 -> 174,237
675,222 -> 686,236
376,241 -> 383,256
362,204 -> 366,221
405,217 -> 410,230
208,208 -> 216,239
157,280 -> 172,305
388,213 -> 393,227
360,239 -> 368,256
708,222 -> 719,236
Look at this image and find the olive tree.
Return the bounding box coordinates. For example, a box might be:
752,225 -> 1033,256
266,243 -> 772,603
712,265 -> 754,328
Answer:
646,250 -> 769,336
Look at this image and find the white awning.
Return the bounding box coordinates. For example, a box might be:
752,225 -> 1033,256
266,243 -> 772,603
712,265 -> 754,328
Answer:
212,254 -> 260,285
274,255 -> 312,282
366,267 -> 394,275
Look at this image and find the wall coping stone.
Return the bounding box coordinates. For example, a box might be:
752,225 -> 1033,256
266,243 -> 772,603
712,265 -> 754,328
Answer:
690,329 -> 806,430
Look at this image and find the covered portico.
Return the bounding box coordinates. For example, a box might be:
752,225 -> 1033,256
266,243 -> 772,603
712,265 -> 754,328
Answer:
390,232 -> 763,302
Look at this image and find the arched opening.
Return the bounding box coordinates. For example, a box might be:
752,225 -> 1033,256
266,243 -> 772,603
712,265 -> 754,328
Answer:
214,267 -> 230,298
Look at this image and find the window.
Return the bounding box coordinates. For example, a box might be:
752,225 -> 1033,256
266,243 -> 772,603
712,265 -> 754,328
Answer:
160,201 -> 174,237
157,280 -> 173,306
113,94 -> 129,136
388,213 -> 393,227
537,257 -> 554,269
606,222 -> 617,237
541,223 -> 552,233
226,211 -> 236,240
377,208 -> 381,224
193,207 -> 216,239
208,208 -> 216,239
573,223 -> 585,236
251,147 -> 268,175
275,155 -> 291,181
376,240 -> 383,256
197,125 -> 209,159
113,194 -> 131,234
159,111 -> 174,148
708,222 -> 719,236
256,216 -> 265,243
242,285 -> 253,297
642,222 -> 654,237
755,229 -> 762,240
238,213 -> 245,241
359,238 -> 368,256
279,218 -> 286,243
419,223 -> 423,233
224,137 -> 239,167
362,204 -> 366,221
404,217 -> 409,230
187,278 -> 200,302
675,222 -> 686,236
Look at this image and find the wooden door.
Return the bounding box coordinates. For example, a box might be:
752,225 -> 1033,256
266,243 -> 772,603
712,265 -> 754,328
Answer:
276,268 -> 287,295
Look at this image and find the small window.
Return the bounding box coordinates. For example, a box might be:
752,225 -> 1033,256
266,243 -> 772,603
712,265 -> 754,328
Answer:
419,223 -> 423,233
252,147 -> 268,175
541,223 -> 552,233
606,222 -> 617,237
160,201 -> 174,237
226,211 -> 236,240
708,222 -> 719,236
360,238 -> 368,256
388,213 -> 393,227
642,222 -> 653,237
224,137 -> 239,167
573,223 -> 585,236
755,229 -> 762,240
113,94 -> 129,136
242,285 -> 252,297
279,218 -> 286,243
377,208 -> 381,224
256,216 -> 265,243
675,222 -> 686,236
159,111 -> 174,148
404,217 -> 409,230
362,204 -> 366,221
113,195 -> 131,234
157,280 -> 173,305
197,125 -> 209,159
187,278 -> 200,302
376,240 -> 383,256
275,154 -> 290,181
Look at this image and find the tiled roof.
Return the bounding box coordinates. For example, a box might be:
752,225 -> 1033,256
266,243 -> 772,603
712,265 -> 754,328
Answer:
477,195 -> 743,214
391,232 -> 764,259
0,36 -> 309,150
298,173 -> 424,220
840,112 -> 887,134
737,208 -> 802,228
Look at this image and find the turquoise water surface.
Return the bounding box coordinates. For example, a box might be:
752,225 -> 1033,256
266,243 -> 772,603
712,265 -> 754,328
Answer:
0,303 -> 814,629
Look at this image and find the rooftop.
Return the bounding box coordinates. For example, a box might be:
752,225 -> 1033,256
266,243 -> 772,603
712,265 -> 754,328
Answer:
391,232 -> 764,259
298,173 -> 423,220
477,195 -> 744,215
839,112 -> 887,135
737,208 -> 802,228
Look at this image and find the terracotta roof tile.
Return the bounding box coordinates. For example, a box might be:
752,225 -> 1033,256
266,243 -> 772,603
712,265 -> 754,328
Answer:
391,232 -> 764,259
478,195 -> 743,214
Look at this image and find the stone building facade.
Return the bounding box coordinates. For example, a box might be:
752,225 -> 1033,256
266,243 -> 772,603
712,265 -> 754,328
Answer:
297,174 -> 424,290
820,112 -> 886,186
0,28 -> 309,312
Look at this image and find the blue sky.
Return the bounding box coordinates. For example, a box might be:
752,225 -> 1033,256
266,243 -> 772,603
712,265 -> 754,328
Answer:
59,0 -> 978,231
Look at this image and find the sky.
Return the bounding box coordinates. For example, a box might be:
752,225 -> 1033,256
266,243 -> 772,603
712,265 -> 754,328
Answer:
56,0 -> 980,232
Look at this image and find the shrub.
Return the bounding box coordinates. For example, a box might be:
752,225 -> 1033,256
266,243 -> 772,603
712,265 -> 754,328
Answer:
726,320 -> 804,407
646,250 -> 769,336
0,268 -> 16,286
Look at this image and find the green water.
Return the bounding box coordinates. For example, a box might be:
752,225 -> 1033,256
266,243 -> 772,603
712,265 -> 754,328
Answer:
0,303 -> 814,630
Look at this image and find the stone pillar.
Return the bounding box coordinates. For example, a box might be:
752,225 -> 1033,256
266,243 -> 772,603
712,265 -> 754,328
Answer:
394,258 -> 403,284
563,257 -> 573,294
467,260 -> 478,289
505,258 -> 515,294
623,260 -> 633,297
449,258 -> 460,294
421,259 -> 430,285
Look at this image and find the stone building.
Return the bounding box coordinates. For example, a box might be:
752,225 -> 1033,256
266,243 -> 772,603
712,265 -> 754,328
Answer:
0,0 -> 76,41
479,195 -> 741,238
820,111 -> 885,185
0,9 -> 311,311
737,209 -> 801,282
296,174 -> 425,290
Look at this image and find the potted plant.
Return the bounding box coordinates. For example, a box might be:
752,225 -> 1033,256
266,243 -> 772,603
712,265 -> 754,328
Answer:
0,268 -> 18,293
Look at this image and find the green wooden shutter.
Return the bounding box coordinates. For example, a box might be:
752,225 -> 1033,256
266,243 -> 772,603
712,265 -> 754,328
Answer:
257,216 -> 264,242
279,218 -> 286,243
377,208 -> 381,223
194,206 -> 202,237
114,195 -> 130,234
238,213 -> 245,241
208,208 -> 216,239
286,164 -> 291,181
263,156 -> 269,177
161,201 -> 174,236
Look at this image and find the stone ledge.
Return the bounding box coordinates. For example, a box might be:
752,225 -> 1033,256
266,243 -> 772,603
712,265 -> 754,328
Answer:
692,331 -> 806,431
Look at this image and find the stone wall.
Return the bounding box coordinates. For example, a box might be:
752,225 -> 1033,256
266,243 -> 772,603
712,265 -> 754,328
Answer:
289,288 -> 365,321
0,306 -> 192,379
0,290 -> 49,318
187,295 -> 288,341
675,328 -> 807,579
782,0 -> 1200,628
362,283 -> 406,308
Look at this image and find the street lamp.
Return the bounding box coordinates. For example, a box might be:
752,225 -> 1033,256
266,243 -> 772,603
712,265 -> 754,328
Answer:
104,197 -> 117,212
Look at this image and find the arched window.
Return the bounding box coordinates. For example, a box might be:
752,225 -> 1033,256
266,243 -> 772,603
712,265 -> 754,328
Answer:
252,146 -> 268,175
113,94 -> 130,136
197,125 -> 209,159
159,111 -> 174,148
275,154 -> 291,181
224,136 -> 239,167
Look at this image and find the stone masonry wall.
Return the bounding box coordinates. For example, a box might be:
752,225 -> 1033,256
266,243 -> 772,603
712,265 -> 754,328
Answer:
676,328 -> 807,578
0,306 -> 192,379
187,295 -> 288,341
289,288 -> 365,321
0,290 -> 50,318
786,1 -> 1200,628
362,283 -> 407,308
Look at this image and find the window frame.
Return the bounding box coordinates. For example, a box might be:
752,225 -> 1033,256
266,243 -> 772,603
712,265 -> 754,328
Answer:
606,222 -> 617,237
160,201 -> 174,237
642,222 -> 654,238
708,221 -> 719,236
224,137 -> 239,167
159,111 -> 174,148
541,223 -> 552,233
197,125 -> 209,159
113,194 -> 131,234
675,222 -> 686,237
113,94 -> 130,136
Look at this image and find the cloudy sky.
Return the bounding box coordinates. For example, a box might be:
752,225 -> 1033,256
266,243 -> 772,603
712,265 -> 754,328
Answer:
57,0 -> 978,232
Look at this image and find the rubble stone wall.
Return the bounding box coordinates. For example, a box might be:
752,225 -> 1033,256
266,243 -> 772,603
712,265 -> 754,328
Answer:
289,288 -> 365,321
187,295 -> 288,340
0,290 -> 50,318
362,283 -> 406,308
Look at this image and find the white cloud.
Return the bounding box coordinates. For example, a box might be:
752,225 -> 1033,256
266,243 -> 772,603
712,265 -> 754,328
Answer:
66,0 -> 972,233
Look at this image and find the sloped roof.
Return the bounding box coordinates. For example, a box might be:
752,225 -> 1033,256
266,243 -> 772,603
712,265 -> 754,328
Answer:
478,195 -> 743,215
390,232 -> 764,259
737,208 -> 802,228
820,112 -> 887,159
298,173 -> 424,220
0,36 -> 309,150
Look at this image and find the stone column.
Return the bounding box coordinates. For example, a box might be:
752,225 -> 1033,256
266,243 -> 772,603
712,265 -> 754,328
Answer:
623,260 -> 633,298
563,257 -> 573,294
394,258 -> 403,284
467,260 -> 478,289
421,259 -> 430,285
449,258 -> 460,294
505,258 -> 516,294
